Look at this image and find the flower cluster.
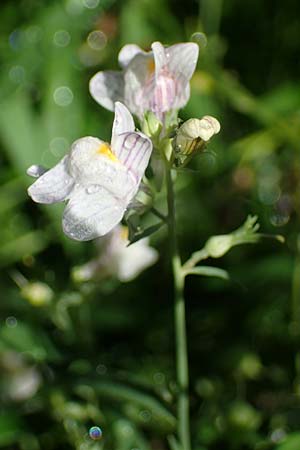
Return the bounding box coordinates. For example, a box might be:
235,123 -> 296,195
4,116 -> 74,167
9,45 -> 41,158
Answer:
27,40 -> 219,253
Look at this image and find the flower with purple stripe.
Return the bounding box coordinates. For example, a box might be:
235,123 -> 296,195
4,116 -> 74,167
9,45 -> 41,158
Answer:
89,41 -> 199,121
27,102 -> 152,241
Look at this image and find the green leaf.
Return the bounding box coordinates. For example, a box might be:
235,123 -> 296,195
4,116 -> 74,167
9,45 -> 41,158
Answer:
183,265 -> 229,280
76,380 -> 176,432
168,435 -> 183,450
0,413 -> 23,447
128,221 -> 165,245
0,321 -> 60,362
276,433 -> 300,450
0,231 -> 49,267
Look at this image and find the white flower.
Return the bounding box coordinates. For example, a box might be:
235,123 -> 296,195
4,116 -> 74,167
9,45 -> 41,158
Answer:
73,224 -> 158,282
27,102 -> 152,241
89,41 -> 199,120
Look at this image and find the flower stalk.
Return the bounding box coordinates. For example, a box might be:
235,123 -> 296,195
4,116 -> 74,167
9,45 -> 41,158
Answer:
165,165 -> 191,450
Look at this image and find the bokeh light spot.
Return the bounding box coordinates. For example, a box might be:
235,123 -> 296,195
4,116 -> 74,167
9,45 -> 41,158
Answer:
83,0 -> 100,8
9,65 -> 26,84
53,86 -> 74,106
6,316 -> 18,328
87,30 -> 107,50
53,30 -> 71,47
50,137 -> 69,157
89,426 -> 102,440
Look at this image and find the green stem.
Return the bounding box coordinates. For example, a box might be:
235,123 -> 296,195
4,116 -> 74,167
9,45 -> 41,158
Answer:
165,165 -> 191,450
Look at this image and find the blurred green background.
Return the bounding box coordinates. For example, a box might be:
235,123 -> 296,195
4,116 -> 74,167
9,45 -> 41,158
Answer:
1,0 -> 300,449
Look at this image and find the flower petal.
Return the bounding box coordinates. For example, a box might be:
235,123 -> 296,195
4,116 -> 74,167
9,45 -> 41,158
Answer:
167,42 -> 199,83
69,136 -> 137,200
118,44 -> 144,68
111,102 -> 135,149
165,43 -> 199,109
62,186 -> 126,241
113,131 -> 152,181
151,41 -> 166,76
124,52 -> 154,118
118,237 -> 158,282
28,156 -> 74,204
89,71 -> 124,111
27,165 -> 48,178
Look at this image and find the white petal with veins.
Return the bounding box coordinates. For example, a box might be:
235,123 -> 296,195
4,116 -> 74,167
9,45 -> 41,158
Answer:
111,101 -> 135,148
28,156 -> 74,204
113,131 -> 152,182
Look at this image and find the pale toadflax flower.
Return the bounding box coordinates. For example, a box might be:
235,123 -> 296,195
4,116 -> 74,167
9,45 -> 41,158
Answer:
72,224 -> 158,282
27,102 -> 152,241
89,41 -> 199,121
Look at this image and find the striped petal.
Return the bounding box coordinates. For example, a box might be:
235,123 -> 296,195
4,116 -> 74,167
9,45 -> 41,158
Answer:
28,156 -> 74,204
167,43 -> 199,82
63,186 -> 126,241
89,71 -> 124,111
118,44 -> 144,68
124,52 -> 154,118
113,131 -> 152,182
152,41 -> 167,76
111,102 -> 135,149
166,43 -> 199,109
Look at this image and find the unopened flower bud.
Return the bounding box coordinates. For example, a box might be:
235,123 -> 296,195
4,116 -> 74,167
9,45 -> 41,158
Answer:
205,235 -> 233,258
142,111 -> 162,138
174,116 -> 220,162
21,281 -> 53,306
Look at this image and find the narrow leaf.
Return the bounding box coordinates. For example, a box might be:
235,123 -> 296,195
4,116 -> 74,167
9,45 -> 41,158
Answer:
183,265 -> 229,280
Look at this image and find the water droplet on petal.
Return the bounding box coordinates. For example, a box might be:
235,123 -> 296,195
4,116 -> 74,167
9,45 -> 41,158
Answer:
86,184 -> 100,194
89,426 -> 102,440
27,165 -> 47,178
123,134 -> 137,150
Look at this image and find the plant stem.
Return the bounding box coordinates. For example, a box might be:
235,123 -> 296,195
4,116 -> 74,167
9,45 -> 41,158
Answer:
165,165 -> 191,450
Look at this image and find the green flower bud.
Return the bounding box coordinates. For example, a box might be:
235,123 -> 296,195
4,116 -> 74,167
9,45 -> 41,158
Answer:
21,281 -> 53,307
204,216 -> 262,259
142,111 -> 162,138
205,234 -> 234,258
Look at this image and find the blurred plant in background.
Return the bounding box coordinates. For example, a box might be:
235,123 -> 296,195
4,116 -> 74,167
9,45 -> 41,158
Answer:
1,0 -> 300,449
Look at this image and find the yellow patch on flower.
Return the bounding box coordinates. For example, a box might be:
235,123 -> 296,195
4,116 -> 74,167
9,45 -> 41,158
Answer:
120,226 -> 129,241
147,57 -> 155,75
97,143 -> 118,162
